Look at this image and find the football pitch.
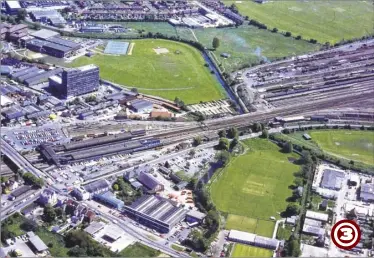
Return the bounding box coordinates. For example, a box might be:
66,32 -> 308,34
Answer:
224,1 -> 373,44
210,138 -> 300,223
70,39 -> 225,104
231,244 -> 273,257
309,130 -> 374,165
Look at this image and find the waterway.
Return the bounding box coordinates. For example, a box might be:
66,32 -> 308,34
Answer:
202,51 -> 244,114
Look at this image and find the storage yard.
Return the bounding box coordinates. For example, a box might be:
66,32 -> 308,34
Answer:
236,41 -> 374,112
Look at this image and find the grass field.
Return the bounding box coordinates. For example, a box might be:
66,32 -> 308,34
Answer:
224,1 -> 374,44
309,130 -> 374,165
210,138 -> 300,222
119,242 -> 161,257
70,39 -> 225,104
225,214 -> 274,238
232,244 -> 273,257
194,25 -> 319,72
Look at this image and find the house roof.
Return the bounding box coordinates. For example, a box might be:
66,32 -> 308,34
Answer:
137,172 -> 162,191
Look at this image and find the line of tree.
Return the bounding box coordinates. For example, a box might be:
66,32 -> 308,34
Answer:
22,172 -> 44,188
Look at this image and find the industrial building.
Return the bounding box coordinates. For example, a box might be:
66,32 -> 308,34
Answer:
305,210 -> 329,222
80,24 -> 107,33
130,99 -> 153,113
5,1 -> 22,14
320,169 -> 345,190
137,171 -> 164,192
84,179 -> 111,196
304,218 -> 322,227
8,185 -> 32,201
26,29 -> 80,58
302,225 -> 325,237
124,195 -> 188,233
38,131 -> 161,165
360,183 -> 374,202
84,221 -> 105,236
52,65 -> 100,98
228,230 -> 279,250
186,210 -> 206,224
93,191 -> 124,209
29,9 -> 66,26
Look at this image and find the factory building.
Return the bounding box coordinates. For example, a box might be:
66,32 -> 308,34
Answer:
186,210 -> 206,224
320,169 -> 345,190
360,183 -> 374,202
137,171 -> 164,192
84,179 -> 111,197
93,191 -> 124,209
124,195 -> 188,233
54,65 -> 100,98
130,99 -> 153,113
29,9 -> 66,26
305,210 -> 329,222
5,0 -> 21,14
302,225 -> 325,237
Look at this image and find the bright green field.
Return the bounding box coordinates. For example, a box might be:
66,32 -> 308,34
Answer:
225,214 -> 274,238
224,1 -> 374,44
194,25 -> 319,72
210,138 -> 300,219
70,39 -> 225,104
232,244 -> 273,257
310,130 -> 374,165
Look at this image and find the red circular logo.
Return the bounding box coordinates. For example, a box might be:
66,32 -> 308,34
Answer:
331,220 -> 361,250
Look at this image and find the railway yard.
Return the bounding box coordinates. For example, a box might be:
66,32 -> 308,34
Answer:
236,40 -> 374,112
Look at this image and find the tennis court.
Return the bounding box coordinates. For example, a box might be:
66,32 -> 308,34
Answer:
104,41 -> 129,55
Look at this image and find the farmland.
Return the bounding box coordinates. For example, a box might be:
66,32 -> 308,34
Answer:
225,214 -> 274,238
309,130 -> 374,165
223,1 -> 374,44
210,138 -> 300,231
231,244 -> 273,257
70,39 -> 225,104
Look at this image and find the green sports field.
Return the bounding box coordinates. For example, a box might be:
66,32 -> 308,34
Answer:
232,244 -> 273,257
70,39 -> 225,104
309,130 -> 374,165
224,1 -> 373,44
210,138 -> 300,222
225,214 -> 275,238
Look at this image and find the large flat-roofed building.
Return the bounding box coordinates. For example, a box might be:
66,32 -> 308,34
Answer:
304,218 -> 322,227
5,1 -> 21,14
93,191 -> 124,210
31,29 -> 60,40
55,65 -> 100,98
302,225 -> 325,236
360,183 -> 374,202
305,210 -> 329,222
124,195 -> 188,233
320,169 -> 345,190
30,9 -> 66,25
84,221 -> 105,236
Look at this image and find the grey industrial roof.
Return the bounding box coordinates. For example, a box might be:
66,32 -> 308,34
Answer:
304,218 -> 322,227
31,29 -> 60,40
187,210 -> 206,220
128,195 -> 187,226
45,41 -> 72,52
320,169 -> 345,189
137,171 -> 162,191
10,185 -> 32,197
131,99 -> 153,111
27,38 -> 49,48
47,37 -> 80,49
84,221 -> 105,235
302,225 -> 325,236
29,235 -> 48,252
84,179 -> 110,193
103,224 -> 123,240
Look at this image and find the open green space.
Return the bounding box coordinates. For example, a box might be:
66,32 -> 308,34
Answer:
232,244 -> 273,257
36,228 -> 69,257
194,25 -> 319,72
224,1 -> 373,44
171,244 -> 185,252
225,214 -> 274,238
210,138 -> 300,220
119,242 -> 161,257
309,130 -> 374,165
276,223 -> 293,241
70,39 -> 225,104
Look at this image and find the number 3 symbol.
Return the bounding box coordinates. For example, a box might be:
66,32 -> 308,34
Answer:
340,227 -> 353,241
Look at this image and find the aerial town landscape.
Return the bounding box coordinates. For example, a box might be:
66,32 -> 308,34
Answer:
0,0 -> 373,257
